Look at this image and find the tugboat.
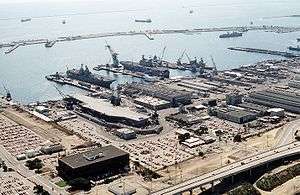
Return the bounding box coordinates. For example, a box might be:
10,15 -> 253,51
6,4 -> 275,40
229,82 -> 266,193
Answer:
288,46 -> 300,51
66,64 -> 115,88
219,31 -> 243,38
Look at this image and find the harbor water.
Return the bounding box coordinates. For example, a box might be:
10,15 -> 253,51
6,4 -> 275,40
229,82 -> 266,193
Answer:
0,0 -> 299,103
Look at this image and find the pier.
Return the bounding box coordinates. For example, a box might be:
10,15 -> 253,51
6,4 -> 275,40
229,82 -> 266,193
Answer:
5,43 -> 22,54
45,40 -> 57,48
1,25 -> 300,54
228,47 -> 300,58
93,66 -> 145,79
144,32 -> 154,40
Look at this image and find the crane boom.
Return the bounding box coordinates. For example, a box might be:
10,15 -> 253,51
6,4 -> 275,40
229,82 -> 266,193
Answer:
185,52 -> 191,62
160,46 -> 166,60
210,55 -> 217,71
53,85 -> 66,99
178,50 -> 186,61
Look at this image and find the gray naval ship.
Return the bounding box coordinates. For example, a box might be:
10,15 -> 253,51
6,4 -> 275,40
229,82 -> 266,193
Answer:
120,55 -> 170,78
66,64 -> 115,88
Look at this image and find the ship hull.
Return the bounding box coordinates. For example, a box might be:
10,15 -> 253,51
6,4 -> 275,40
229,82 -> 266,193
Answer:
66,70 -> 115,88
219,33 -> 243,38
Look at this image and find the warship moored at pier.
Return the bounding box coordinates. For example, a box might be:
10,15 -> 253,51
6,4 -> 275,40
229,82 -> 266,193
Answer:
66,64 -> 115,88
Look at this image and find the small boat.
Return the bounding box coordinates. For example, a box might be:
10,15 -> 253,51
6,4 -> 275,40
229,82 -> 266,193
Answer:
21,18 -> 31,22
135,19 -> 152,23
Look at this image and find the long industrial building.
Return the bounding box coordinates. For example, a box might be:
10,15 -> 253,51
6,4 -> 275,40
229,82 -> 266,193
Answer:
123,83 -> 192,106
71,95 -> 150,127
57,145 -> 129,179
246,90 -> 300,114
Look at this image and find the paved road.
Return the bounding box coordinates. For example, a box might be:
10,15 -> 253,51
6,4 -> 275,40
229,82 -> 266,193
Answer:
277,119 -> 300,147
151,142 -> 300,195
0,146 -> 67,195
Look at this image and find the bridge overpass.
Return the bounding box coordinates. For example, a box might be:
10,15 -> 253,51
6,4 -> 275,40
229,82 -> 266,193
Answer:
151,142 -> 300,195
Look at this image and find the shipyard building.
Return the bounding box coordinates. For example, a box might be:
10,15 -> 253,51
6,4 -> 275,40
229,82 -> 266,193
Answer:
246,90 -> 300,114
124,84 -> 192,106
134,96 -> 171,110
209,107 -> 257,124
57,145 -> 129,179
71,95 -> 150,127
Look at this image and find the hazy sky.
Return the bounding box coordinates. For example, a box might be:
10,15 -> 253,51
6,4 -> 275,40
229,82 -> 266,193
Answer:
0,0 -> 105,4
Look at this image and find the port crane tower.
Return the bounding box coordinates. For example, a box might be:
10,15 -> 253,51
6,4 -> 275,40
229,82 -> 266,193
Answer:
105,41 -> 120,68
2,84 -> 12,101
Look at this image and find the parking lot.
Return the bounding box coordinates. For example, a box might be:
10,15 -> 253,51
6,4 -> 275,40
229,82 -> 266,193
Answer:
0,114 -> 47,156
0,172 -> 35,195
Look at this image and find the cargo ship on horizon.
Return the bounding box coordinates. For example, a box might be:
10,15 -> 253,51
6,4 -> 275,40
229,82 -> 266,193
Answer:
219,31 -> 243,38
135,19 -> 152,23
21,18 -> 31,22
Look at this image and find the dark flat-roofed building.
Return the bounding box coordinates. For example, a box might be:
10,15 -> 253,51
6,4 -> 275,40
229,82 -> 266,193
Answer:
57,145 -> 129,179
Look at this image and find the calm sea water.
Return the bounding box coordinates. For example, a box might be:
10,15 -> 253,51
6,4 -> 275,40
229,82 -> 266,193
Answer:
0,0 -> 299,103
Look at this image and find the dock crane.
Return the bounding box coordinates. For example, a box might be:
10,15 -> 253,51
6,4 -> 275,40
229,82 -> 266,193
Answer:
185,52 -> 197,65
53,85 -> 74,110
2,84 -> 11,101
210,55 -> 218,75
105,41 -> 120,68
177,50 -> 186,65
